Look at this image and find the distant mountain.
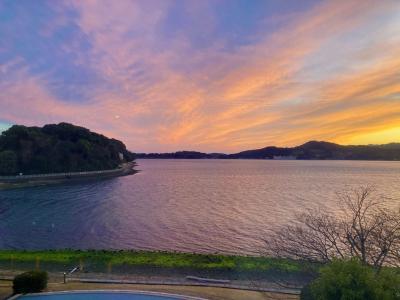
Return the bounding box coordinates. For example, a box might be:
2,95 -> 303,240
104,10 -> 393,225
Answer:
136,141 -> 400,161
0,123 -> 135,175
136,151 -> 225,159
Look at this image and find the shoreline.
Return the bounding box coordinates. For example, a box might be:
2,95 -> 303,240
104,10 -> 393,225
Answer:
0,162 -> 137,190
136,157 -> 400,162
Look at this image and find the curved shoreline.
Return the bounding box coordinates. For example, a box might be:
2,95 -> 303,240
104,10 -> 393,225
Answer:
0,162 -> 136,189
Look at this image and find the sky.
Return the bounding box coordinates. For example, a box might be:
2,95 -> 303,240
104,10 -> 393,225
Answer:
0,0 -> 399,153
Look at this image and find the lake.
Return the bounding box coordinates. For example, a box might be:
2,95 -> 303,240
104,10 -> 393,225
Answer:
0,159 -> 399,255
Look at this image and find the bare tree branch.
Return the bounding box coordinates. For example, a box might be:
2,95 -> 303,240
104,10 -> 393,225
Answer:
266,186 -> 400,271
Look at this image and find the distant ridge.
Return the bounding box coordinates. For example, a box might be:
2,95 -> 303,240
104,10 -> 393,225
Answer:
136,141 -> 400,161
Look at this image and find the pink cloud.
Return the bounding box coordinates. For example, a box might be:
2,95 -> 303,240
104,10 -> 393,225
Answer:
1,0 -> 400,152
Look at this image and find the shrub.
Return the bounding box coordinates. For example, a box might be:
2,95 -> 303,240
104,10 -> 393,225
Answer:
300,283 -> 314,300
374,268 -> 400,300
303,259 -> 400,300
13,271 -> 48,294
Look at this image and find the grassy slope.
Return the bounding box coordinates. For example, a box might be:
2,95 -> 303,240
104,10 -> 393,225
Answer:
0,250 -> 307,275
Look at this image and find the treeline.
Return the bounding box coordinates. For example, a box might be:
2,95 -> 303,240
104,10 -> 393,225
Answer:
136,141 -> 400,160
136,151 -> 225,159
0,123 -> 135,175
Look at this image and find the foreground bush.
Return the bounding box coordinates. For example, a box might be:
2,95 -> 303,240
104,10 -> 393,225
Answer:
300,259 -> 400,300
13,270 -> 48,294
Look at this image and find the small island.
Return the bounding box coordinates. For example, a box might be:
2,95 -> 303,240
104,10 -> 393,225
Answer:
0,123 -> 136,187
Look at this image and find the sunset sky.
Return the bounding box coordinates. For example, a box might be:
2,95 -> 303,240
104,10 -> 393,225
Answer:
0,0 -> 399,152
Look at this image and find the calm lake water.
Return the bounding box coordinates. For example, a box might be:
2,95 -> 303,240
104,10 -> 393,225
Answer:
0,159 -> 399,255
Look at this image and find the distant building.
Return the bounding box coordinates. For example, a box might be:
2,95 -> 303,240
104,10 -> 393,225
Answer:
118,152 -> 124,161
273,155 -> 297,160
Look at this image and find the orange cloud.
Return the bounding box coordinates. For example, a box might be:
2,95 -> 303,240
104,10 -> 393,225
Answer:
1,0 -> 400,152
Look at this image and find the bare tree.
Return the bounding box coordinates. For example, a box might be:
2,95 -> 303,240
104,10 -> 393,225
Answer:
266,186 -> 400,270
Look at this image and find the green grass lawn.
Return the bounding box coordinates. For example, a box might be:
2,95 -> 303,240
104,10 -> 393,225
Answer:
0,250 -> 310,277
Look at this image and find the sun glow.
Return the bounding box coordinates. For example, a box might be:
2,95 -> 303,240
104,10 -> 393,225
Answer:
0,0 -> 399,152
343,126 -> 400,146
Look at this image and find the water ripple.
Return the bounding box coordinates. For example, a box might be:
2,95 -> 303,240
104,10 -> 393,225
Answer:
0,159 -> 399,254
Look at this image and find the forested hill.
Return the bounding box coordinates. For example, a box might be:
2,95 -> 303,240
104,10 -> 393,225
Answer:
0,123 -> 135,175
136,141 -> 400,161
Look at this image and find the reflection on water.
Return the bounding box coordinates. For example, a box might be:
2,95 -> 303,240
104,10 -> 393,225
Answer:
0,159 -> 399,255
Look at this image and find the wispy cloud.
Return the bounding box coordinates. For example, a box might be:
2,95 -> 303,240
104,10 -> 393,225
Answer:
0,0 -> 399,152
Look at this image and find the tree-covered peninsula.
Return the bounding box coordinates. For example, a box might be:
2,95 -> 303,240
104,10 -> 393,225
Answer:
0,123 -> 135,176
